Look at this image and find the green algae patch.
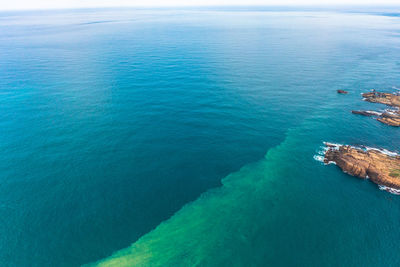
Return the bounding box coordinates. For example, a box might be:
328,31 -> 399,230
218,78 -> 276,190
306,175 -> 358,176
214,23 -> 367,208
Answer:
389,169 -> 400,178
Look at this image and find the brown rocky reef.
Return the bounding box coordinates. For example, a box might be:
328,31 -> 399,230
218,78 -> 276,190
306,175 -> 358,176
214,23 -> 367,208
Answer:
377,110 -> 400,127
352,109 -> 400,127
324,143 -> 400,190
362,91 -> 400,107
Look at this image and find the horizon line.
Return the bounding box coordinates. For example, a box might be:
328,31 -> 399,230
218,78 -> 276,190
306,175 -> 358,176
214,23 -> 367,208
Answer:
1,4 -> 400,12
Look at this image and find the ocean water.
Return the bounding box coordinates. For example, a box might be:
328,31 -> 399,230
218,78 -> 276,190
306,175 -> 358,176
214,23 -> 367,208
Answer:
1,7 -> 400,267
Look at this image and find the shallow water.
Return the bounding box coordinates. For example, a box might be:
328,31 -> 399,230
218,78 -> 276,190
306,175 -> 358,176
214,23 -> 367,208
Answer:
0,7 -> 400,267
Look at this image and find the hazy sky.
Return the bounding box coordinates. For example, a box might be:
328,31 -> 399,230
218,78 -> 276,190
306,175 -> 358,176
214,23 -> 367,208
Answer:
0,0 -> 399,10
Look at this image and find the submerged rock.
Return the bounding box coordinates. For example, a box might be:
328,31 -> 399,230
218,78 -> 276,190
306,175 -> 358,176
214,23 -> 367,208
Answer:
324,143 -> 400,191
337,90 -> 348,94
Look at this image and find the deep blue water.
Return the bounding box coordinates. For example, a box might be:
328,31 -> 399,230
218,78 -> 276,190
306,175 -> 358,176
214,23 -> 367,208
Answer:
1,7 -> 400,267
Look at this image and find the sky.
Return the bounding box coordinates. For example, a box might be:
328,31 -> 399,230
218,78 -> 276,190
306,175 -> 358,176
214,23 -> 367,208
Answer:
0,0 -> 399,11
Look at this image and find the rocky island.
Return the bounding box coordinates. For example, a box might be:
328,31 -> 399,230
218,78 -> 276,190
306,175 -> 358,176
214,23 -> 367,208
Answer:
351,91 -> 400,127
323,142 -> 400,194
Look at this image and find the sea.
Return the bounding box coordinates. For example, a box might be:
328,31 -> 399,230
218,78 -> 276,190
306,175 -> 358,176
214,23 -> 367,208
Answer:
1,6 -> 400,267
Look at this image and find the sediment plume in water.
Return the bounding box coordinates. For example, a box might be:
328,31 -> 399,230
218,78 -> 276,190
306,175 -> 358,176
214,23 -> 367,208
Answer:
88,108 -> 400,267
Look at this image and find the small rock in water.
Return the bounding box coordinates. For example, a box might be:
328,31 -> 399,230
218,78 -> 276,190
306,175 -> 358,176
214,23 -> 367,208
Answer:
337,90 -> 348,94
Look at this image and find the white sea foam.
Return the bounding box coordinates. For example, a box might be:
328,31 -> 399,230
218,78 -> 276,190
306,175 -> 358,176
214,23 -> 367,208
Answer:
319,145 -> 328,153
364,147 -> 399,157
384,109 -> 399,116
313,155 -> 324,163
365,110 -> 382,116
314,145 -> 329,164
322,142 -> 399,157
314,143 -> 341,165
378,185 -> 400,195
323,142 -> 341,150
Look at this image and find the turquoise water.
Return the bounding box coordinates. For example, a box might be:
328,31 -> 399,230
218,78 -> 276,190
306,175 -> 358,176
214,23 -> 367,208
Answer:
1,8 -> 400,266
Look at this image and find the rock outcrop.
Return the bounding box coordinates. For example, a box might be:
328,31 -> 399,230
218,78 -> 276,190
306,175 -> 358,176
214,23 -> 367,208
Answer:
362,91 -> 400,107
377,110 -> 400,127
324,143 -> 400,191
352,91 -> 400,127
352,109 -> 400,127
